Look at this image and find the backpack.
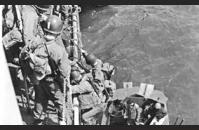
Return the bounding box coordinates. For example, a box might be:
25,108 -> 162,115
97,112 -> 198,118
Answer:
29,52 -> 51,80
20,44 -> 52,80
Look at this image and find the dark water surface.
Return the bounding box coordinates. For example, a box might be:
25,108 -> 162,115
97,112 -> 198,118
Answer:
80,5 -> 199,125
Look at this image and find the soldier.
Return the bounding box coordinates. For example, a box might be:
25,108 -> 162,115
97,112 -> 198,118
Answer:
21,5 -> 53,48
52,5 -> 72,50
83,52 -> 116,100
18,5 -> 53,106
20,15 -> 71,125
150,102 -> 167,121
70,69 -> 106,125
83,52 -> 115,80
124,102 -> 143,125
142,101 -> 167,125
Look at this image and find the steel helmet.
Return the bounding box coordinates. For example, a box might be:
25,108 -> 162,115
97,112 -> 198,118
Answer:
34,5 -> 52,12
130,102 -> 139,109
70,70 -> 82,81
43,15 -> 63,35
154,102 -> 162,110
85,53 -> 97,66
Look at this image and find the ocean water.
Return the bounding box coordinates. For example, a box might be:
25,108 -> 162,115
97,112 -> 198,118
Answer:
80,5 -> 199,125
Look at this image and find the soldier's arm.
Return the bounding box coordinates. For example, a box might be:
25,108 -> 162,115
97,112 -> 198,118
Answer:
58,48 -> 71,80
71,81 -> 93,94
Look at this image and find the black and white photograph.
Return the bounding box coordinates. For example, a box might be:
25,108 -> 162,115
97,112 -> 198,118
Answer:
0,5 -> 199,125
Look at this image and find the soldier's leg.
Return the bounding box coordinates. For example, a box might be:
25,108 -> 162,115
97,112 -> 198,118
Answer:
43,79 -> 66,124
52,84 -> 73,125
32,84 -> 48,125
65,102 -> 73,125
82,104 -> 105,125
100,103 -> 110,125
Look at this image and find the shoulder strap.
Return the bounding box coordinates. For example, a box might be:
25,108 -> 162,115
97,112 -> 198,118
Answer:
43,41 -> 50,58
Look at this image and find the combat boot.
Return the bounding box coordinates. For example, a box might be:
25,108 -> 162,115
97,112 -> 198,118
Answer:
58,120 -> 66,125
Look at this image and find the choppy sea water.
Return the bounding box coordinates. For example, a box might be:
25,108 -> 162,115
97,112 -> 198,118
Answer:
80,5 -> 199,125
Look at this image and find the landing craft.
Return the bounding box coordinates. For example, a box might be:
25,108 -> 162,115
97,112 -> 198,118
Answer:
110,83 -> 169,125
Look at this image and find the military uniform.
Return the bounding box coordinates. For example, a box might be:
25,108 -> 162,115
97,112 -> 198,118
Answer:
32,39 -> 72,124
52,5 -> 71,49
71,74 -> 106,125
147,104 -> 167,121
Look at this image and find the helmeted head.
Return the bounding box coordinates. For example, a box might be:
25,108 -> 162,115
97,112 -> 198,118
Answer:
130,102 -> 139,109
70,70 -> 82,84
154,102 -> 162,110
84,53 -> 97,66
42,15 -> 63,41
